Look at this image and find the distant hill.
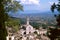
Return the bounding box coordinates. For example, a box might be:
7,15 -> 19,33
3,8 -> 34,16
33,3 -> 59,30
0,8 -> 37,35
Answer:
8,11 -> 56,18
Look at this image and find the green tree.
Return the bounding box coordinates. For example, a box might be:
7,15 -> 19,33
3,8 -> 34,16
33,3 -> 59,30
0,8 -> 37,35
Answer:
0,0 -> 23,40
6,17 -> 20,31
51,0 -> 60,26
30,22 -> 40,29
48,0 -> 60,40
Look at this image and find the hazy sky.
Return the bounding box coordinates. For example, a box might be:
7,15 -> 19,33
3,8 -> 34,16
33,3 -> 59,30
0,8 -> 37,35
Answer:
15,0 -> 58,14
9,0 -> 58,17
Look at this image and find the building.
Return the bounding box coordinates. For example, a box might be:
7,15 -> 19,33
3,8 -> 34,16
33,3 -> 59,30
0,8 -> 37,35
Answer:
6,17 -> 50,40
20,17 -> 34,35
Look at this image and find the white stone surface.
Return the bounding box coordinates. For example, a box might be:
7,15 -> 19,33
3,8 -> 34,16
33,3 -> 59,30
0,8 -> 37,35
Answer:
6,36 -> 15,40
6,36 -> 9,40
22,36 -> 27,40
26,25 -> 34,34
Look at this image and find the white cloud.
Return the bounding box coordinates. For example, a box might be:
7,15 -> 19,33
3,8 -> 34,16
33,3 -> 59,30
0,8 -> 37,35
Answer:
49,2 -> 54,5
20,0 -> 40,5
29,0 -> 40,5
49,2 -> 58,5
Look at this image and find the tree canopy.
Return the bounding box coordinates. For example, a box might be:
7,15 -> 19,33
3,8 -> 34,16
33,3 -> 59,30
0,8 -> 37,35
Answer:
51,0 -> 60,26
3,0 -> 23,13
0,0 -> 23,40
48,0 -> 60,40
